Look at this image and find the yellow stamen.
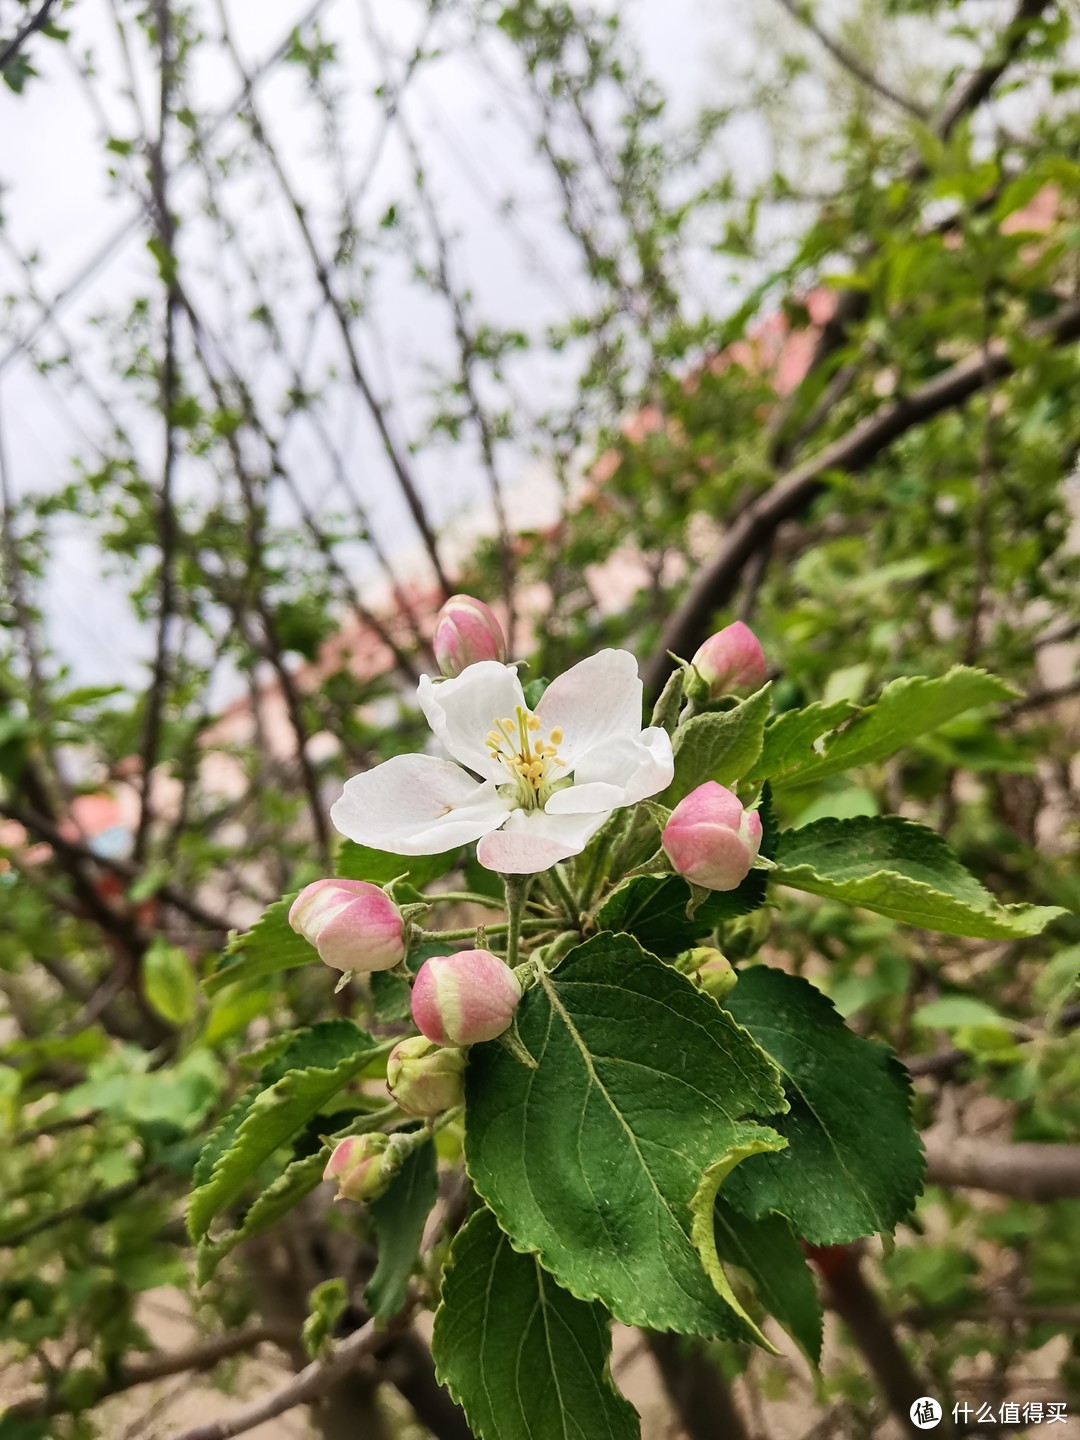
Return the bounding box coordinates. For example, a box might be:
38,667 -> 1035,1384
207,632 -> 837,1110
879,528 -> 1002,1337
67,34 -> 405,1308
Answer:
549,727 -> 564,745
527,715 -> 541,731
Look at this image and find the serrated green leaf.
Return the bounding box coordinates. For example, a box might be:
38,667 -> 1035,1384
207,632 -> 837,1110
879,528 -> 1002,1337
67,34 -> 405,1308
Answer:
366,1139 -> 438,1321
777,668 -> 1017,788
187,1021 -> 379,1243
204,896 -> 313,996
747,700 -> 856,784
667,685 -> 772,803
432,1207 -> 640,1440
465,933 -> 787,1338
774,816 -> 1065,938
336,841 -> 457,888
713,1200 -> 822,1364
195,1148 -> 327,1284
302,1278 -> 348,1359
142,938 -> 198,1026
721,967 -> 924,1244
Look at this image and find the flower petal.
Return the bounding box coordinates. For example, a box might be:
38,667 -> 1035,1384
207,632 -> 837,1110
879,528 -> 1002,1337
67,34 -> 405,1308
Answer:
331,755 -> 511,854
418,663 -> 527,782
535,649 -> 644,765
476,806 -> 608,874
544,726 -> 674,814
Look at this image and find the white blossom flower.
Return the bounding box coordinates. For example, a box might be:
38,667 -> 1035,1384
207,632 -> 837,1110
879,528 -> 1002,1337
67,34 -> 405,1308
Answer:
331,650 -> 674,874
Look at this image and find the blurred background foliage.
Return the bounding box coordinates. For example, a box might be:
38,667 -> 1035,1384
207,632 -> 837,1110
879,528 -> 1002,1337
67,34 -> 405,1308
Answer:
0,0 -> 1078,1435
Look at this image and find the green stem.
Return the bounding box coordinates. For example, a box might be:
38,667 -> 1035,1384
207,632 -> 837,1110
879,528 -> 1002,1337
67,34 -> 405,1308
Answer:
423,890 -> 505,909
546,865 -> 580,924
503,873 -> 532,969
418,919 -> 550,942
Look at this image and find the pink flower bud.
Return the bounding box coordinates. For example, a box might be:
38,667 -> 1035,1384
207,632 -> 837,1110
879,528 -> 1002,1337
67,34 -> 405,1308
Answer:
411,949 -> 522,1046
662,782 -> 763,892
323,1133 -> 392,1202
690,622 -> 767,698
288,878 -> 405,973
433,594 -> 507,677
387,1036 -> 466,1117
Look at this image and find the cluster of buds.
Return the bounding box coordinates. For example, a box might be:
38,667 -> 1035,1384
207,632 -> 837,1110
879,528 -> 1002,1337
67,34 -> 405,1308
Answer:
687,621 -> 767,701
289,878 -> 406,973
663,782 -> 763,892
433,594 -> 507,677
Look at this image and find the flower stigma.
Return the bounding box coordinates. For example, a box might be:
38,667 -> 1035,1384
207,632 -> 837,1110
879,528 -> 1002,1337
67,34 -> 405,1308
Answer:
485,705 -> 568,810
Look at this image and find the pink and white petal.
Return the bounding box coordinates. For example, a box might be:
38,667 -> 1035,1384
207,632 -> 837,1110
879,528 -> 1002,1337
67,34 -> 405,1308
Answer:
331,755 -> 511,854
476,806 -> 609,874
535,650 -> 644,764
545,726 -> 674,814
418,663 -> 526,782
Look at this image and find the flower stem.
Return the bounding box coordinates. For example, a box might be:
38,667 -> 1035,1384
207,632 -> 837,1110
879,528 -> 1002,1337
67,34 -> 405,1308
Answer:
546,865 -> 580,924
503,873 -> 532,969
417,918 -> 550,942
423,891 -> 505,909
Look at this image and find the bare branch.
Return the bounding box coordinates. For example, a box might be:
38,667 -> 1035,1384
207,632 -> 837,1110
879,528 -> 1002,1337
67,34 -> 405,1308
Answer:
924,1134 -> 1080,1201
170,1307 -> 416,1440
772,0 -> 929,121
642,296 -> 1080,695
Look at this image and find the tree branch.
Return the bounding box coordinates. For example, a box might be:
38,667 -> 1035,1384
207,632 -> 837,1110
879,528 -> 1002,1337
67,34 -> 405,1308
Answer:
170,1307 -> 415,1440
0,0 -> 59,73
924,1134 -> 1080,1201
642,296 -> 1080,694
773,0 -> 929,121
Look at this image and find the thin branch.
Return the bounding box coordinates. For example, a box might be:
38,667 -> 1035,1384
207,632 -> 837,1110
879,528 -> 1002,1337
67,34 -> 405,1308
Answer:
642,296 -> 1080,694
0,797 -> 233,932
648,1331 -> 750,1440
170,1307 -> 416,1440
772,0 -> 929,120
6,1325 -> 296,1422
0,0 -> 59,72
133,0 -> 181,864
0,1169 -> 161,1250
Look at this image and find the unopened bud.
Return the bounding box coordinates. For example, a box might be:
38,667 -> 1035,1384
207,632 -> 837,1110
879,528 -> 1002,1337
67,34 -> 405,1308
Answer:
433,595 -> 507,677
289,878 -> 406,973
679,947 -> 738,999
411,949 -> 523,1046
387,1036 -> 466,1117
323,1133 -> 393,1203
662,782 -> 763,892
689,622 -> 767,699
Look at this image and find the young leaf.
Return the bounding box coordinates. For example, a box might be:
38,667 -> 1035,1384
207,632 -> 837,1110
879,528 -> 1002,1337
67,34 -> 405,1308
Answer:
142,938 -> 198,1026
774,816 -> 1065,938
746,700 -> 856,784
366,1138 -> 438,1322
712,1200 -> 822,1365
465,933 -> 787,1338
667,685 -> 772,803
775,667 -> 1017,788
302,1278 -> 348,1359
432,1206 -> 640,1440
204,896 -> 312,997
187,1021 -> 380,1243
721,967 -> 924,1244
195,1147 -> 327,1284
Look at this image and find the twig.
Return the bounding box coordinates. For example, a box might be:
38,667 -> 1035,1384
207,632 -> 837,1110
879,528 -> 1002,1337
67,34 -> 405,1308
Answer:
5,1325 -> 296,1421
648,1331 -> 750,1440
0,0 -> 59,72
772,0 -> 929,120
642,296 -> 1080,695
0,1169 -> 161,1249
170,1308 -> 415,1440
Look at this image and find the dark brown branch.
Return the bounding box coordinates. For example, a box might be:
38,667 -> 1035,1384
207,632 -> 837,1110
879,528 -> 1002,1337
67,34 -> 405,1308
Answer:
924,1134 -> 1080,1201
0,797 -> 233,932
5,1325 -> 296,1421
648,1331 -> 750,1440
773,0 -> 929,120
642,296 -> 1080,695
0,0 -> 59,72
